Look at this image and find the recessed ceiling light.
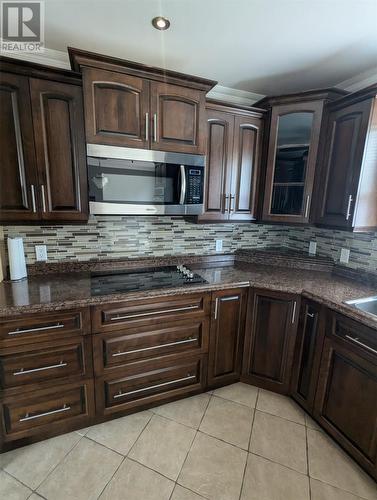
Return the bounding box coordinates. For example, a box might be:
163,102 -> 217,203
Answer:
152,16 -> 170,31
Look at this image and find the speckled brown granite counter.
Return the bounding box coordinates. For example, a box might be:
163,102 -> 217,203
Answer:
1,257 -> 377,330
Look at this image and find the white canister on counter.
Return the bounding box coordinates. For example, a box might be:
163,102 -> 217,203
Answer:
7,236 -> 27,281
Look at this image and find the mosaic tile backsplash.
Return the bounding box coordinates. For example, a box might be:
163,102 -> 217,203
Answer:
2,216 -> 377,274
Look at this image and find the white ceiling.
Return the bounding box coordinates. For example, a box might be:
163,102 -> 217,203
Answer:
43,0 -> 377,95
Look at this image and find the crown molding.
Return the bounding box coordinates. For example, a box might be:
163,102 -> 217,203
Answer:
207,84 -> 265,106
336,66 -> 377,92
1,46 -> 71,69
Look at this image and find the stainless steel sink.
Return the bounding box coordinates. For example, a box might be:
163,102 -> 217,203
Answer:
345,296 -> 377,317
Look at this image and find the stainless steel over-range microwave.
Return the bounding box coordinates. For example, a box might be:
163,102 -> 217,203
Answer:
87,144 -> 205,215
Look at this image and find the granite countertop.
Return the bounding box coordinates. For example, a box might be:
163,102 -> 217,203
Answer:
1,259 -> 377,330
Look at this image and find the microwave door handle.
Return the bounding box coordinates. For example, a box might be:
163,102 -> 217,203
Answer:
179,165 -> 186,204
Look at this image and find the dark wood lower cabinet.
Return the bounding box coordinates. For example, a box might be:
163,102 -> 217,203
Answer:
207,288 -> 248,387
242,289 -> 299,394
313,313 -> 377,479
291,299 -> 325,412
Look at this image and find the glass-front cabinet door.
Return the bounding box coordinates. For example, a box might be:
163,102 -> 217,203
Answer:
262,101 -> 324,223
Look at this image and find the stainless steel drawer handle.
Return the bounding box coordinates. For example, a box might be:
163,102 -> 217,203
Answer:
307,312 -> 315,318
113,374 -> 196,399
110,305 -> 199,321
8,323 -> 64,336
345,335 -> 377,355
19,404 -> 71,422
221,296 -> 240,301
112,337 -> 197,357
13,361 -> 67,376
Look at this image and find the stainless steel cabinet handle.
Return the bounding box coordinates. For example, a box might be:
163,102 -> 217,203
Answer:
214,297 -> 219,320
110,304 -> 199,321
19,404 -> 70,422
345,335 -> 377,355
153,113 -> 157,142
221,295 -> 240,302
145,112 -> 149,140
13,361 -> 67,376
113,374 -> 196,399
346,195 -> 353,221
292,301 -> 297,324
30,185 -> 37,213
304,195 -> 310,218
8,323 -> 64,336
224,194 -> 229,213
41,185 -> 47,212
307,312 -> 315,318
112,337 -> 196,357
229,194 -> 235,213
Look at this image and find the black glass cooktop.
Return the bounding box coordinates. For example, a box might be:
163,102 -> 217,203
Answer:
91,266 -> 207,296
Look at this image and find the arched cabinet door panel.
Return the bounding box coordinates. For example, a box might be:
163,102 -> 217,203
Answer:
82,67 -> 150,148
0,73 -> 39,222
150,82 -> 206,154
30,78 -> 88,221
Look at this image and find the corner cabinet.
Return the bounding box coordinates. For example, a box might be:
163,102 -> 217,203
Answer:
0,58 -> 88,223
315,89 -> 377,232
314,312 -> 377,479
208,288 -> 248,387
242,289 -> 300,394
69,47 -> 216,155
199,101 -> 265,222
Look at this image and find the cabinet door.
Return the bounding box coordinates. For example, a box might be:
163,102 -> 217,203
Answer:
291,299 -> 324,412
82,67 -> 150,148
314,336 -> 377,479
30,78 -> 88,221
229,115 -> 263,221
208,288 -> 248,387
262,101 -> 324,224
150,81 -> 206,154
200,109 -> 234,221
316,99 -> 372,229
242,290 -> 299,394
0,72 -> 39,222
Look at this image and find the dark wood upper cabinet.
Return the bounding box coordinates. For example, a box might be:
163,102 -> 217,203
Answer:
150,82 -> 206,154
0,72 -> 39,222
0,57 -> 89,223
208,288 -> 248,387
242,289 -> 299,394
30,79 -> 88,221
81,67 -> 150,149
314,312 -> 377,479
314,88 -> 377,232
199,101 -> 265,222
69,47 -> 216,155
291,299 -> 325,412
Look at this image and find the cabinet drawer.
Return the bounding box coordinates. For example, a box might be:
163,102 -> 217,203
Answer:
92,293 -> 210,334
0,308 -> 90,347
1,380 -> 95,440
96,355 -> 206,415
93,319 -> 209,375
0,337 -> 92,390
329,312 -> 377,361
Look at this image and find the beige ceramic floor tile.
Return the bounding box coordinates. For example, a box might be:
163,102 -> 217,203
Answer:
85,410 -> 152,455
0,432 -> 81,490
0,470 -> 32,500
37,437 -> 123,500
171,484 -> 206,500
307,429 -> 377,500
152,394 -> 210,428
129,414 -> 196,480
241,453 -> 310,500
199,395 -> 253,449
99,457 -> 174,500
250,410 -> 307,474
257,389 -> 306,424
212,382 -> 258,408
310,478 -> 368,500
178,431 -> 247,500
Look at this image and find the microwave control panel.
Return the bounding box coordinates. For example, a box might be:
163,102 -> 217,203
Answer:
186,168 -> 203,204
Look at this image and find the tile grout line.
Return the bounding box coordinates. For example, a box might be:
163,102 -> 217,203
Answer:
308,476 -> 375,500
95,410 -> 154,499
238,388 -> 260,500
1,468 -> 34,495
305,423 -> 312,500
171,392 -> 214,500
